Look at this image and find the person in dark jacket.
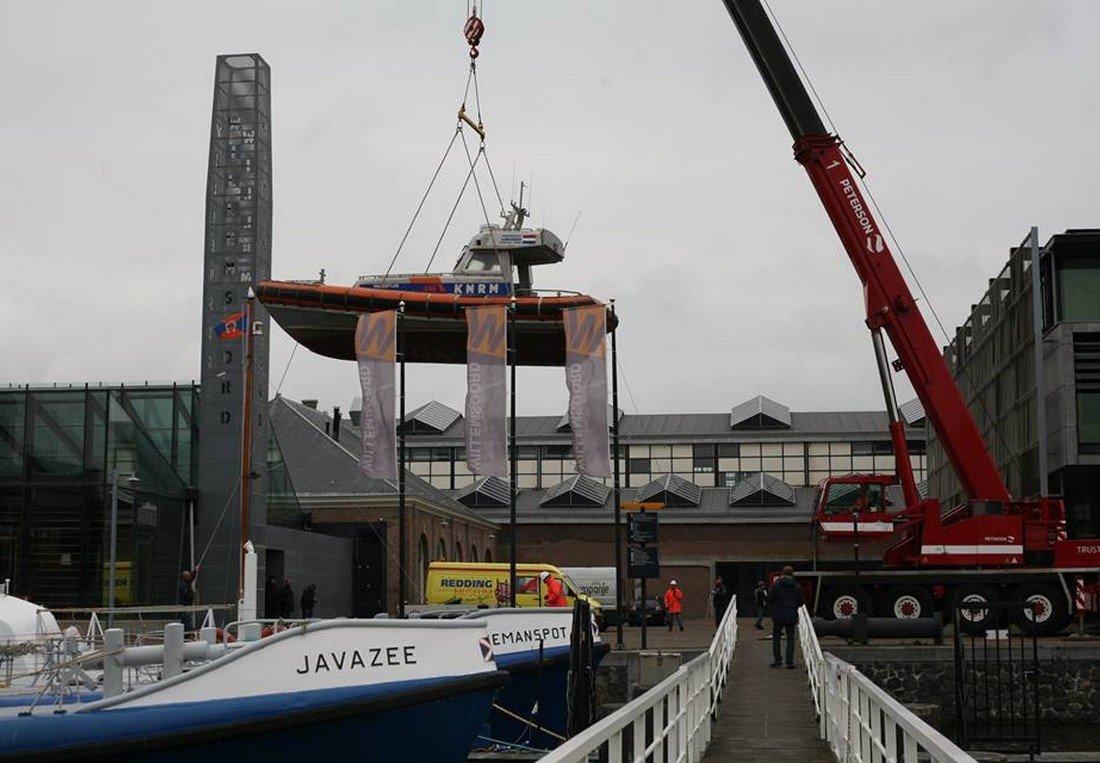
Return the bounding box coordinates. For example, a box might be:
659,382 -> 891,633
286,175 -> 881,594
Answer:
177,569 -> 195,608
177,568 -> 201,628
769,566 -> 803,668
280,578 -> 295,619
753,580 -> 768,629
300,584 -> 317,619
711,576 -> 729,627
265,575 -> 279,619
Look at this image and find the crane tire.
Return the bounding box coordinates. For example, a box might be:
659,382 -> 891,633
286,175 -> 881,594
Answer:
1011,583 -> 1070,636
821,584 -> 871,620
885,585 -> 934,619
951,584 -> 1001,634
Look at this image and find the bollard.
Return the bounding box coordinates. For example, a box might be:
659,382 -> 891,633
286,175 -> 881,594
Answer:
199,626 -> 217,645
163,622 -> 184,679
103,628 -> 125,699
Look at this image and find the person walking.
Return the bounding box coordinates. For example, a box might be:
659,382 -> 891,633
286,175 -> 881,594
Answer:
711,575 -> 729,627
769,566 -> 803,669
753,580 -> 768,629
663,580 -> 684,632
300,583 -> 317,619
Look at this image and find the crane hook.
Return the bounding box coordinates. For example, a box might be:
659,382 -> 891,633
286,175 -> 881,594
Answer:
464,9 -> 485,59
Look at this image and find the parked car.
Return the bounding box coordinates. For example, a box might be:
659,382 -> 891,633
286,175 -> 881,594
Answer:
628,596 -> 666,626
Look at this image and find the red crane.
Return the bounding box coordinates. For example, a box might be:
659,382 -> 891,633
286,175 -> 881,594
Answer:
720,0 -> 1097,633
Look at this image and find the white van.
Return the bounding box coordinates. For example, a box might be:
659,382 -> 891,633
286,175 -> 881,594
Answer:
561,567 -> 617,613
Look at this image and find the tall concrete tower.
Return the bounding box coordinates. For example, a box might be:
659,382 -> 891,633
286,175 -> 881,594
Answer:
196,55 -> 272,607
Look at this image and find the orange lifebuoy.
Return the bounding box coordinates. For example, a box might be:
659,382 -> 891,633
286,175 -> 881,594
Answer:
261,623 -> 286,638
215,628 -> 237,644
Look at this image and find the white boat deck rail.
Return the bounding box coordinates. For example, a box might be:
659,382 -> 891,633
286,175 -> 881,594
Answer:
797,605 -> 977,763
540,597 -> 738,763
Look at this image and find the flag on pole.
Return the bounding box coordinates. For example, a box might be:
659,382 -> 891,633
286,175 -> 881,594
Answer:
355,311 -> 397,480
215,312 -> 246,340
465,305 -> 508,477
563,305 -> 611,478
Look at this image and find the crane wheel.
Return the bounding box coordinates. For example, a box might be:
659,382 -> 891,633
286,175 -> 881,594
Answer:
885,586 -> 934,619
821,585 -> 870,620
951,584 -> 1001,634
1011,583 -> 1070,636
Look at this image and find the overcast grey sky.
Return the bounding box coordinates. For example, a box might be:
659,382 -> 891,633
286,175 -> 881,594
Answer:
2,1 -> 1096,418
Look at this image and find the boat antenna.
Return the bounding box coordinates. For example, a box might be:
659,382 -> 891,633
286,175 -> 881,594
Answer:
564,211 -> 582,251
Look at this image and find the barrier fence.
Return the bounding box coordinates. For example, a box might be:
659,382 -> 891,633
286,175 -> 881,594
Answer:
540,597 -> 738,763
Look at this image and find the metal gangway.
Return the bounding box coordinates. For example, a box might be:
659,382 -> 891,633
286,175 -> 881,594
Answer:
542,598 -> 980,763
541,597 -> 739,762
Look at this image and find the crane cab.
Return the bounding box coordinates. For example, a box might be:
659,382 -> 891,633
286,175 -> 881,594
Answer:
813,474 -> 899,542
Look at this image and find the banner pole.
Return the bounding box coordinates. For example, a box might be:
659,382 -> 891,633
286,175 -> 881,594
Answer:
611,300 -> 624,648
509,298 -> 518,608
398,302 -> 407,619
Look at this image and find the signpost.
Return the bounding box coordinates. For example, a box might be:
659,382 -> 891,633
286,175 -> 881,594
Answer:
624,502 -> 663,648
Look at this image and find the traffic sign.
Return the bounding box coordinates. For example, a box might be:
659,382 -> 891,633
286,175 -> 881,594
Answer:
628,512 -> 658,544
622,501 -> 664,511
628,546 -> 660,578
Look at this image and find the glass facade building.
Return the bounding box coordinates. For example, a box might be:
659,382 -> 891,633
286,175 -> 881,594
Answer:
928,229 -> 1100,537
0,384 -> 199,607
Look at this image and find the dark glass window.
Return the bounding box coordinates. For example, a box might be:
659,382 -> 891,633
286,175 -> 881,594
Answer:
543,445 -> 572,459
1058,254 -> 1100,320
1080,392 -> 1100,449
628,458 -> 650,474
717,443 -> 740,458
692,444 -> 714,471
852,441 -> 892,456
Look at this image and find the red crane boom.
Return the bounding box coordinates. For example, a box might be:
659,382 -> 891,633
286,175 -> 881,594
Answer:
721,0 -> 1007,502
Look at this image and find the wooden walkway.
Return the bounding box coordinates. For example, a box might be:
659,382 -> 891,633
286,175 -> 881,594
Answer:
702,619 -> 834,762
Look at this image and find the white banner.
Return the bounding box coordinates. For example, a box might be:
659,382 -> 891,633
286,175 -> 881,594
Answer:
465,306 -> 508,477
355,311 -> 397,480
563,306 -> 611,478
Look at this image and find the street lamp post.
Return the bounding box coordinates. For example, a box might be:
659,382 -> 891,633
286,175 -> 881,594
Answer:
107,469 -> 139,628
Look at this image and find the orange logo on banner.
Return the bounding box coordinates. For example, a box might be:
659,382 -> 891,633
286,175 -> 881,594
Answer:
563,305 -> 606,359
466,306 -> 506,359
355,312 -> 396,361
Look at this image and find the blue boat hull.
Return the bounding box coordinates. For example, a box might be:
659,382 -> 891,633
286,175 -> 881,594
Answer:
484,643 -> 609,750
0,671 -> 508,762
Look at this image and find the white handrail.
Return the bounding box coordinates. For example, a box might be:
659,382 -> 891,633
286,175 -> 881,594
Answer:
798,607 -> 976,763
541,597 -> 739,763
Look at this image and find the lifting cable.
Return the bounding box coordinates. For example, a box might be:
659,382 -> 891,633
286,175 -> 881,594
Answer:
385,3 -> 510,278
763,0 -> 1015,468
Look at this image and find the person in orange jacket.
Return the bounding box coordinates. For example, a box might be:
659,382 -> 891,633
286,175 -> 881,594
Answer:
664,579 -> 684,632
541,571 -> 568,607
